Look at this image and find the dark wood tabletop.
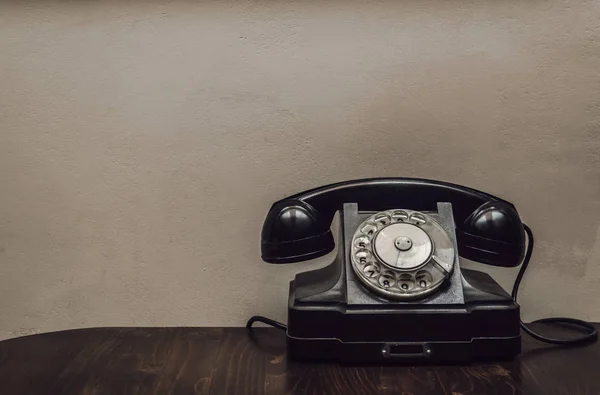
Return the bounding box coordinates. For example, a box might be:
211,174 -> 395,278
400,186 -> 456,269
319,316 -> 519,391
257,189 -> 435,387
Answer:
0,324 -> 598,395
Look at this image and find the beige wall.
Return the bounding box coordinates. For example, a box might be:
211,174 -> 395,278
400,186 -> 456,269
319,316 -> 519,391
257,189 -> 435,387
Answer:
1,0 -> 599,340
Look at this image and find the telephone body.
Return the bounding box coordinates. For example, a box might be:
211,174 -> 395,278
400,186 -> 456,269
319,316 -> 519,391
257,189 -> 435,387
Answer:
260,178 -> 527,363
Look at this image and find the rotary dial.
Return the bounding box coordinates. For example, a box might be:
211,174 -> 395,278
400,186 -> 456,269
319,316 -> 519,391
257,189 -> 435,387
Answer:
350,209 -> 455,300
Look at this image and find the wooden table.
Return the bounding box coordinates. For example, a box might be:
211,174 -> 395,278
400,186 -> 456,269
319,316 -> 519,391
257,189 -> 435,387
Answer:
0,325 -> 598,394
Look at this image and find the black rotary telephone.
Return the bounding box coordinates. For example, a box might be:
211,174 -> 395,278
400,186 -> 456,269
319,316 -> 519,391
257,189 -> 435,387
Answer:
248,178 -> 597,363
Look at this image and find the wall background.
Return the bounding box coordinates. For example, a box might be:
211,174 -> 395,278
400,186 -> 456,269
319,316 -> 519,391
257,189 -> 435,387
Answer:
1,0 -> 599,340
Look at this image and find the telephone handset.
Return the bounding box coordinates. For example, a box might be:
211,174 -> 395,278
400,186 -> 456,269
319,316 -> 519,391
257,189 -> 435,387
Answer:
250,178 -> 597,363
261,178 -> 525,267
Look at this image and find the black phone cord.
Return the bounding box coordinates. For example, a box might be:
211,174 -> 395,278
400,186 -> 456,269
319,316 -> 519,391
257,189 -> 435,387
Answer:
514,224 -> 597,345
246,315 -> 287,331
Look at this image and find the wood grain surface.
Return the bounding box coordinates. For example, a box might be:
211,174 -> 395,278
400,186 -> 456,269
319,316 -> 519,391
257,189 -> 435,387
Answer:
0,325 -> 598,395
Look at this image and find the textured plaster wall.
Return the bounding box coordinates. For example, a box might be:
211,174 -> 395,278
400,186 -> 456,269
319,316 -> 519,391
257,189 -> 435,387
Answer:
1,0 -> 599,339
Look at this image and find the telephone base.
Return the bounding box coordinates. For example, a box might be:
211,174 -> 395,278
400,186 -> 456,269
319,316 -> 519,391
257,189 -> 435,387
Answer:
283,203 -> 522,363
286,269 -> 522,363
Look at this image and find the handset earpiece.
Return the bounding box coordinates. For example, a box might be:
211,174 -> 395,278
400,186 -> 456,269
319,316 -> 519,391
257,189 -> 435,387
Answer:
457,201 -> 526,267
261,199 -> 334,263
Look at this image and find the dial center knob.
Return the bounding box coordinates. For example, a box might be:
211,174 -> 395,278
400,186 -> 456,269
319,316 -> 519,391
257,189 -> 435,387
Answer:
395,236 -> 413,251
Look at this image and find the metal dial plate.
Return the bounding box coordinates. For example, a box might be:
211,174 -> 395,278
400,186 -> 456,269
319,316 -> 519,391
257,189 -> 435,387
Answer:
350,209 -> 455,300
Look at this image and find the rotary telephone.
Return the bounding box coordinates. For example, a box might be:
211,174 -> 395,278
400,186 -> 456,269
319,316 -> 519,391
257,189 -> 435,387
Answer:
248,178 -> 597,363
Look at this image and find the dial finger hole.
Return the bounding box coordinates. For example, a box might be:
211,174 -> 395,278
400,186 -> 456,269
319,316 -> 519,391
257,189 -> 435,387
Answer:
361,223 -> 378,237
391,210 -> 409,222
374,213 -> 391,227
398,274 -> 415,291
354,236 -> 371,249
378,272 -> 396,288
409,212 -> 427,225
355,249 -> 372,265
416,270 -> 433,288
363,264 -> 380,278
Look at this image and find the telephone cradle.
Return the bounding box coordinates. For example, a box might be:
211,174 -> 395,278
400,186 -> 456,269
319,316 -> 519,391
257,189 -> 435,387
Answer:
256,178 -> 597,363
